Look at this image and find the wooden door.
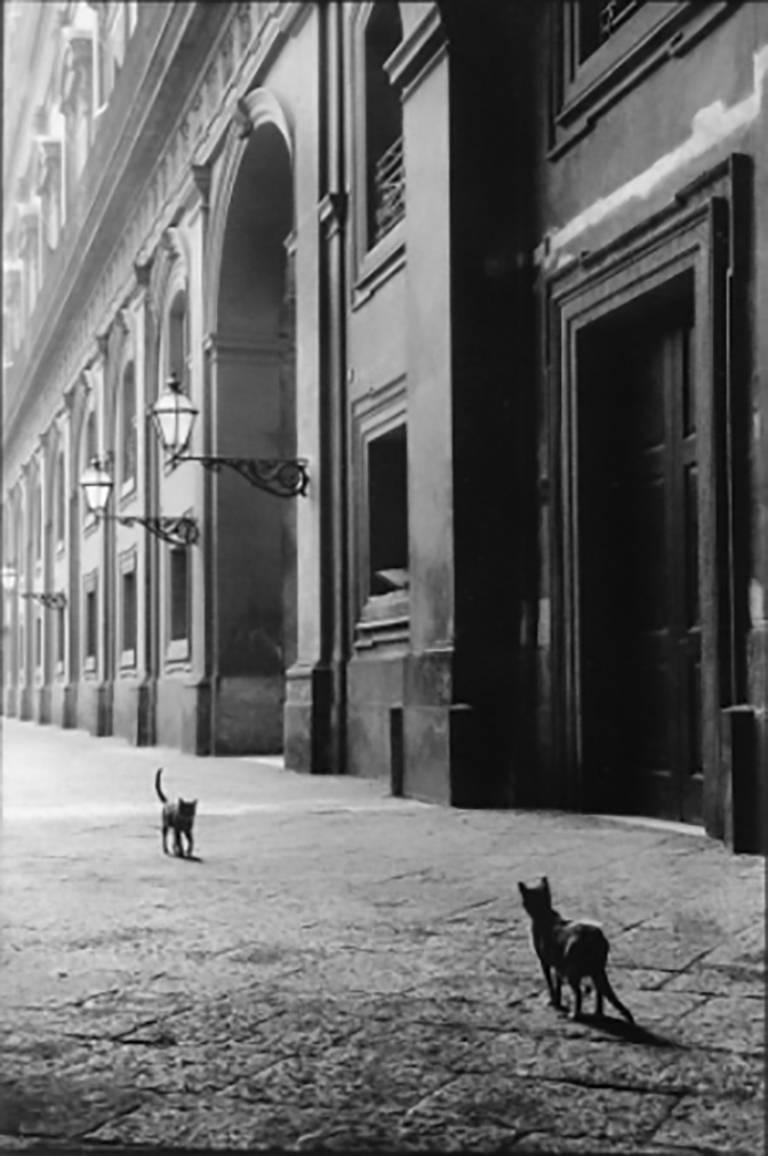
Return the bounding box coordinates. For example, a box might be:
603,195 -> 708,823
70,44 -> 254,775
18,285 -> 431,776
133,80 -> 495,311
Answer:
579,293 -> 703,823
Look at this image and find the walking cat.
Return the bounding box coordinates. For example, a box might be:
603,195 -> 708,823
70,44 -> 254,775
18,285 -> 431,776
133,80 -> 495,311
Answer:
518,876 -> 634,1024
155,768 -> 197,858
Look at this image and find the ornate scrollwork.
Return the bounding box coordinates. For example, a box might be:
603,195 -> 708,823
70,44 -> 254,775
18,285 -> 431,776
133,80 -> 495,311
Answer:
21,591 -> 67,610
175,454 -> 309,498
116,514 -> 200,547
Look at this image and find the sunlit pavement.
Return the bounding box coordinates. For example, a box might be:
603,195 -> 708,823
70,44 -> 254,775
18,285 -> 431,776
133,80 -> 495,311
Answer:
1,717 -> 764,1154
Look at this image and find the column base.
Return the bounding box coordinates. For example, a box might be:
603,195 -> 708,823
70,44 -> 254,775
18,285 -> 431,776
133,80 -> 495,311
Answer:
284,662 -> 337,772
113,679 -> 158,747
34,685 -> 51,724
720,705 -> 764,854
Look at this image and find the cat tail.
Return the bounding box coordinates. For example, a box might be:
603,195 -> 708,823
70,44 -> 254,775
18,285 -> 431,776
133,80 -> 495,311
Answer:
596,972 -> 635,1024
155,768 -> 167,803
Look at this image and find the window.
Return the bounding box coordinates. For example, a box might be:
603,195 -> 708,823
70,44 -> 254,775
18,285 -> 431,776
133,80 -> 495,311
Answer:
577,0 -> 645,63
85,410 -> 97,463
352,378 -> 409,645
84,579 -> 97,668
33,484 -> 42,563
364,5 -> 404,250
368,423 -> 408,597
121,567 -> 137,663
168,545 -> 190,648
168,291 -> 188,387
16,506 -> 24,580
96,6 -> 112,107
551,3 -> 732,158
83,410 -> 97,525
120,363 -> 137,493
56,454 -> 66,547
56,604 -> 65,668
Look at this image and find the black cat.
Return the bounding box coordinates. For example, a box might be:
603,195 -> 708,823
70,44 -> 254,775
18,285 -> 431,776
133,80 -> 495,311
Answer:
155,768 -> 197,858
518,876 -> 634,1023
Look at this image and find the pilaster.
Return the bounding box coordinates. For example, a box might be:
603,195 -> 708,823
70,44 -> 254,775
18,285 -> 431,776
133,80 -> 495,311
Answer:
284,1 -> 346,774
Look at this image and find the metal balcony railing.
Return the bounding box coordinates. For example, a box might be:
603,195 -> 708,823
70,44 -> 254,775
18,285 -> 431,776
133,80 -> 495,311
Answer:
580,0 -> 644,63
372,135 -> 405,246
597,0 -> 643,45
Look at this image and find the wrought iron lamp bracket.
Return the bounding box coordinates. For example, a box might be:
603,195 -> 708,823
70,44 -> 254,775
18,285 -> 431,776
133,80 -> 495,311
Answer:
97,513 -> 200,547
170,454 -> 309,499
21,592 -> 68,610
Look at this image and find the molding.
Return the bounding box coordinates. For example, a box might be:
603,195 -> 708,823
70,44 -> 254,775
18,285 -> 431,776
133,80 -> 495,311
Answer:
318,191 -> 348,238
544,153 -> 750,829
386,3 -> 446,97
549,1 -> 740,159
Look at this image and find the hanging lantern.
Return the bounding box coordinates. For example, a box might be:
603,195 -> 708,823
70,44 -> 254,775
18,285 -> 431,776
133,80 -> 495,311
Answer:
79,457 -> 114,514
151,373 -> 198,458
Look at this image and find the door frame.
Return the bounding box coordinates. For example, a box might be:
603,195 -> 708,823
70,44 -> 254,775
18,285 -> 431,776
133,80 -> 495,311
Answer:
544,154 -> 750,839
576,282 -> 702,821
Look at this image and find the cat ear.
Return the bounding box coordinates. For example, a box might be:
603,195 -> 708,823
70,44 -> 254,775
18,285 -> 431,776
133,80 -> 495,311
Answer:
517,882 -> 527,897
541,876 -> 550,891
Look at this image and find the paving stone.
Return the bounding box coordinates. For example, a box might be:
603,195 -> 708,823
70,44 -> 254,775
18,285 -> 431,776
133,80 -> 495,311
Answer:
664,962 -> 764,998
670,995 -> 765,1054
397,1072 -> 677,1145
511,1135 -> 673,1155
0,1073 -> 148,1142
647,1091 -> 765,1154
2,719 -> 764,1156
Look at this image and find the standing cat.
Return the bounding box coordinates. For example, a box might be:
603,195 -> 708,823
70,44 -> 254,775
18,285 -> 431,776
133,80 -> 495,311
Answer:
155,768 -> 197,858
518,876 -> 634,1024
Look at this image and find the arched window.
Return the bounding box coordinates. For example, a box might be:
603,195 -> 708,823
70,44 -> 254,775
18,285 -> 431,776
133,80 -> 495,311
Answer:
56,453 -> 66,547
168,290 -> 189,388
85,410 -> 97,464
120,362 -> 137,492
15,503 -> 24,580
83,410 -> 97,525
364,5 -> 404,249
33,482 -> 42,564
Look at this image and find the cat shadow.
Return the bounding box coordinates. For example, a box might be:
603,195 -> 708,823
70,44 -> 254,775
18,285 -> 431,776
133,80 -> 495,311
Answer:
170,853 -> 204,864
577,1012 -> 679,1048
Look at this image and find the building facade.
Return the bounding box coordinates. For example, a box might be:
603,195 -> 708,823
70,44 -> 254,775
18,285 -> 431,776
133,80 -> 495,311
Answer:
3,1 -> 767,852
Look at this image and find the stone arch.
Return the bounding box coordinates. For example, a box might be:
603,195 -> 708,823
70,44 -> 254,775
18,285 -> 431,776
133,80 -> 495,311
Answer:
203,93 -> 298,754
205,87 -> 294,333
103,312 -> 132,460
148,233 -> 190,406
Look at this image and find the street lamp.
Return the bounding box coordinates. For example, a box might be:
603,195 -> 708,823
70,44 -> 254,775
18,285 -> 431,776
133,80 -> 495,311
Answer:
1,564 -> 17,594
80,456 -> 200,547
150,374 -> 310,499
151,373 -> 198,458
1,563 -> 66,610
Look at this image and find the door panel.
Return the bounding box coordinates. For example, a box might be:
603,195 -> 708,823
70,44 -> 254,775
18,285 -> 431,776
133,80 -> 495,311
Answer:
578,288 -> 703,823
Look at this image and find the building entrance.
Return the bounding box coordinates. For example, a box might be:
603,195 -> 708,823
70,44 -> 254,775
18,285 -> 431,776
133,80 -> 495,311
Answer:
578,278 -> 703,823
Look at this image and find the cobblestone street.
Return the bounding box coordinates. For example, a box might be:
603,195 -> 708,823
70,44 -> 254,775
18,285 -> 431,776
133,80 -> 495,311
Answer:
1,718 -> 764,1154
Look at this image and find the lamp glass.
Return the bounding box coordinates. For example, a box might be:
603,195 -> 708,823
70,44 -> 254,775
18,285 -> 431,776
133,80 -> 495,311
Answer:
151,375 -> 198,456
80,458 -> 114,514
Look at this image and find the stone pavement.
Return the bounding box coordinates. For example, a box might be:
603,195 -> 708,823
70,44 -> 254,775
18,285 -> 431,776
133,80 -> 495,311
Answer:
0,718 -> 764,1155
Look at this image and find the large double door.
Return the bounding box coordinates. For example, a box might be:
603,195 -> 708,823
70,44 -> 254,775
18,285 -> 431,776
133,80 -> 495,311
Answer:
578,285 -> 703,823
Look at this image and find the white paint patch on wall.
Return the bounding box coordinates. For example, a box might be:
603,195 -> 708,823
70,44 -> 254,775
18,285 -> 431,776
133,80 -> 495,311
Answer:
749,579 -> 766,628
536,45 -> 768,270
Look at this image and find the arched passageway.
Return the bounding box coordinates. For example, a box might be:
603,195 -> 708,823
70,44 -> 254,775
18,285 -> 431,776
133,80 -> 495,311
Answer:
210,121 -> 297,753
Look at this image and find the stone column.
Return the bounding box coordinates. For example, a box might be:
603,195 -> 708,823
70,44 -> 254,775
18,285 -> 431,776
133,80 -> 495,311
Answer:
35,433 -> 52,723
124,265 -> 155,744
284,1 -> 347,774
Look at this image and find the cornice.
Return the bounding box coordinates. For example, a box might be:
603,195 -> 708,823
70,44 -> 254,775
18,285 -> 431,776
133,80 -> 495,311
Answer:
4,0 -> 310,462
385,3 -> 446,96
